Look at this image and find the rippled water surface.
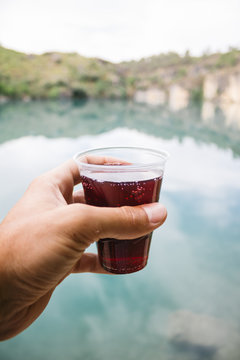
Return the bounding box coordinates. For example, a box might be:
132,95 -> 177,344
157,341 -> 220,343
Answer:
0,100 -> 240,360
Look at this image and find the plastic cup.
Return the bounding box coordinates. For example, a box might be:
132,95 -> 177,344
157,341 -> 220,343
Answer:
74,146 -> 168,274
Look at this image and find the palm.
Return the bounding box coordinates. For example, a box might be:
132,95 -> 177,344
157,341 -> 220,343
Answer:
0,161 -> 101,338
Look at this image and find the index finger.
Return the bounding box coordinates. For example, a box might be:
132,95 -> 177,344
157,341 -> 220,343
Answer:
44,160 -> 81,198
46,155 -> 130,198
78,154 -> 131,166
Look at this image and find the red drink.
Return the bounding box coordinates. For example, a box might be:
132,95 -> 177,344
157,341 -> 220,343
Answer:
82,173 -> 162,274
74,146 -> 168,274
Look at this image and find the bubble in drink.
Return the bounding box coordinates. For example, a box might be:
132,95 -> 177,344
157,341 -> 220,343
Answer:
81,172 -> 162,274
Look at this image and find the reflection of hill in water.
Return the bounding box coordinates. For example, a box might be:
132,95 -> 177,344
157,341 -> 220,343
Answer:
0,99 -> 239,156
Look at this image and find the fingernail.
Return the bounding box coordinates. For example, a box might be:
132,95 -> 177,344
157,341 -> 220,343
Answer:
142,203 -> 167,225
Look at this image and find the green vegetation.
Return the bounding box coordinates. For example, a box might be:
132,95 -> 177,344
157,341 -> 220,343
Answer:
0,46 -> 120,99
175,67 -> 188,80
216,49 -> 239,68
0,46 -> 239,100
190,86 -> 203,103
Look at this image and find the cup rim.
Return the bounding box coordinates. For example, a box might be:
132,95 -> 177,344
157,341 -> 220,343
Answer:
73,146 -> 169,172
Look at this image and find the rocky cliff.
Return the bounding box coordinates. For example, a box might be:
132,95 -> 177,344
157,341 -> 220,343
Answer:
0,46 -> 240,111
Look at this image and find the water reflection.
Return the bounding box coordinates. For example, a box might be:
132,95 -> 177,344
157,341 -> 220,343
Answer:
201,101 -> 215,122
0,106 -> 240,360
202,101 -> 240,130
0,99 -> 240,156
168,310 -> 240,360
220,102 -> 240,129
0,128 -> 239,219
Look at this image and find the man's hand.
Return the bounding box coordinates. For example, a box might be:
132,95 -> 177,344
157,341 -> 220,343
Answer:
0,160 -> 167,340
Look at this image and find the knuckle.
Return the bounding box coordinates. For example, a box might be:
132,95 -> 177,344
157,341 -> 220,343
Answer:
67,204 -> 101,244
120,206 -> 144,228
120,206 -> 136,225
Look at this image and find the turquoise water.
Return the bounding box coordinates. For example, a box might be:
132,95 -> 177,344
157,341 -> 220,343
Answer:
0,100 -> 240,360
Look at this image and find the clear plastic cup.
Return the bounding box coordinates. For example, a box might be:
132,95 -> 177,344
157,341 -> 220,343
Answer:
74,147 -> 169,274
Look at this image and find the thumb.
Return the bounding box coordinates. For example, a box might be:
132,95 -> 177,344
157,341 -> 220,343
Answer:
61,202 -> 167,248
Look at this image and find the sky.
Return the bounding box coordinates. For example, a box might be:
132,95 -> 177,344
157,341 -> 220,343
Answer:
0,0 -> 239,62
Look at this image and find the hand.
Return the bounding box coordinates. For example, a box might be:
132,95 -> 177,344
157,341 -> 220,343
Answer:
0,160 -> 167,340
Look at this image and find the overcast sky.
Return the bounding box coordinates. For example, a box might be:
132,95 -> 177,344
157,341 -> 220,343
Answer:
0,0 -> 239,62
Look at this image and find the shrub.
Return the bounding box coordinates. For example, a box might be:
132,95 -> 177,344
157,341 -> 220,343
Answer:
216,51 -> 239,68
190,86 -> 203,103
95,80 -> 110,97
175,67 -> 187,79
47,86 -> 61,99
126,76 -> 137,87
71,88 -> 88,99
0,80 -> 30,97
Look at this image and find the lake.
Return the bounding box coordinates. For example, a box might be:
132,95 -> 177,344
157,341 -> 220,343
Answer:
0,99 -> 240,360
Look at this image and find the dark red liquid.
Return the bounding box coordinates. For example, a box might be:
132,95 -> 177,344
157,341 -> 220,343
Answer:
82,173 -> 162,274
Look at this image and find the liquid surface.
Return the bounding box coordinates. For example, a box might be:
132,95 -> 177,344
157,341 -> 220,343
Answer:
82,175 -> 162,273
81,170 -> 161,183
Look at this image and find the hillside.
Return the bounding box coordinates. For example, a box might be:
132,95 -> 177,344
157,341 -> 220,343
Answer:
0,46 -> 240,103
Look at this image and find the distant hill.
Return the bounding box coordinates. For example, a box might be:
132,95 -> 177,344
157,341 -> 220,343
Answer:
0,46 -> 240,103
